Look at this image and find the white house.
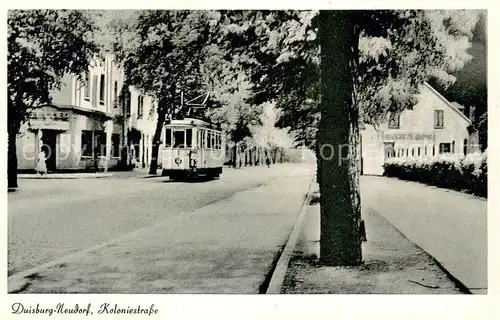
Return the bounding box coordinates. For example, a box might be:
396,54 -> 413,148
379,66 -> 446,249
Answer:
361,82 -> 479,176
16,53 -> 158,172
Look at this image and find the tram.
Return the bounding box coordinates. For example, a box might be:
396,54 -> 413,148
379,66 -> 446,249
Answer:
160,118 -> 224,180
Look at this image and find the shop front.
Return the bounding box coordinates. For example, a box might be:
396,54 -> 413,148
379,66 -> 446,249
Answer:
16,105 -> 117,172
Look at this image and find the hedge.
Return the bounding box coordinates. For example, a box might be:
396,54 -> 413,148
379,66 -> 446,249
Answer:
382,151 -> 487,198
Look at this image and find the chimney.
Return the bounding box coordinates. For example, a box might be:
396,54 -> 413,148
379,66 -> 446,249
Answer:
469,106 -> 476,122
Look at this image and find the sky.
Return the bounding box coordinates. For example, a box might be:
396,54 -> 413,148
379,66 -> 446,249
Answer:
437,11 -> 487,112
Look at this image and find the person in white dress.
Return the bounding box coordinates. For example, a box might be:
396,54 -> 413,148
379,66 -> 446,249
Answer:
35,147 -> 48,177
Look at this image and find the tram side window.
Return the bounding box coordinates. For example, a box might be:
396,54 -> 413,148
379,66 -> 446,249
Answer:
186,129 -> 192,148
207,131 -> 212,149
165,128 -> 172,147
173,130 -> 185,148
211,132 -> 216,150
216,133 -> 220,150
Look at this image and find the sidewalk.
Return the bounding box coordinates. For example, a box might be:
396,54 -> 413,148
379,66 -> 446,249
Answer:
18,172 -> 114,179
281,183 -> 464,294
8,167 -> 315,293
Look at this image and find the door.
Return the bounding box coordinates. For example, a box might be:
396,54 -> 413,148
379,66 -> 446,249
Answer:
41,130 -> 58,171
383,142 -> 395,160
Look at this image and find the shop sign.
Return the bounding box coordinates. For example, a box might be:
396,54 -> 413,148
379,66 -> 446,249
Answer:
29,119 -> 70,131
28,107 -> 70,130
380,132 -> 435,141
29,108 -> 70,121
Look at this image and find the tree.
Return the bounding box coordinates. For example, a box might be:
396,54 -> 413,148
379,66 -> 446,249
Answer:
214,10 -> 480,265
251,102 -> 294,164
204,64 -> 262,167
8,10 -> 99,189
107,10 -> 226,174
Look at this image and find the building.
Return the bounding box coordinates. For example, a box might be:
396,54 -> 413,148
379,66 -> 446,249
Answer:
16,54 -> 158,172
361,82 -> 479,176
124,86 -> 158,169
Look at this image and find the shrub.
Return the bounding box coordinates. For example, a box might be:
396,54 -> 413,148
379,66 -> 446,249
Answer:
383,151 -> 487,197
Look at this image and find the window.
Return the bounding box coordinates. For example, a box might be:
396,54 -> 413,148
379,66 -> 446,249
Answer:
463,139 -> 468,155
406,149 -> 408,157
124,90 -> 131,116
202,130 -> 206,148
212,132 -> 216,149
94,131 -> 106,156
165,128 -> 172,147
412,148 -> 415,156
99,74 -> 105,105
92,75 -> 98,107
207,131 -> 212,149
111,134 -> 120,157
432,145 -> 435,156
186,129 -> 192,148
173,130 -> 185,148
197,130 -> 201,148
388,113 -> 400,129
113,81 -> 118,108
81,130 -> 93,156
137,95 -> 144,118
434,110 -> 444,129
417,147 -> 420,156
425,145 -> 427,156
84,72 -> 90,100
439,143 -> 451,154
452,141 -> 455,153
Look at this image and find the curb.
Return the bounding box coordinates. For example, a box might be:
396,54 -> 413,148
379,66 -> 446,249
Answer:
18,174 -> 113,180
265,177 -> 315,294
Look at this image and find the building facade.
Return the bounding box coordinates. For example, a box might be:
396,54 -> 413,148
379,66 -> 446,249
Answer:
124,86 -> 158,169
16,54 -> 158,172
361,82 -> 479,176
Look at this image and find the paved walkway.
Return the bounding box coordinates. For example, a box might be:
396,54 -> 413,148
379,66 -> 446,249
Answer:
361,176 -> 488,293
9,165 -> 315,293
283,185 -> 463,294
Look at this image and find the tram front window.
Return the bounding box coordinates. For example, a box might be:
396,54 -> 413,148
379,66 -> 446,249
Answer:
173,130 -> 185,148
186,129 -> 192,148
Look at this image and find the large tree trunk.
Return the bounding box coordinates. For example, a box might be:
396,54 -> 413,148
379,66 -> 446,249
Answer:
149,107 -> 167,175
317,10 -> 362,266
8,99 -> 20,189
8,129 -> 18,189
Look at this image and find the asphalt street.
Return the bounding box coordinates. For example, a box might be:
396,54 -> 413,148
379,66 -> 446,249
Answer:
361,176 -> 488,292
8,164 -> 311,277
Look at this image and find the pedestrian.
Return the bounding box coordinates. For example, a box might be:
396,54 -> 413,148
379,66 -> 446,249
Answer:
35,147 -> 48,177
266,155 -> 271,168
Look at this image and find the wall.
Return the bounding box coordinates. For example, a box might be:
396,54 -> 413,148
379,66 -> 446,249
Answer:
361,83 -> 474,176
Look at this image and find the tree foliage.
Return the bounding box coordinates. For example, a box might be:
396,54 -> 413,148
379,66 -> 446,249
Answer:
212,10 -> 481,147
8,9 -> 100,188
8,9 -> 100,133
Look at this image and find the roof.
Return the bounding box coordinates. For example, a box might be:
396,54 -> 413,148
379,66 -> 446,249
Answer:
167,118 -> 219,129
423,82 -> 472,125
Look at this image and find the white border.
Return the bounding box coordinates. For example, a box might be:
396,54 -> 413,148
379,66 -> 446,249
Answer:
1,2 -> 499,320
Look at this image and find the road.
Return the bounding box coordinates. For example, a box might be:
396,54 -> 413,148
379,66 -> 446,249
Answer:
361,176 -> 488,293
8,164 -> 313,280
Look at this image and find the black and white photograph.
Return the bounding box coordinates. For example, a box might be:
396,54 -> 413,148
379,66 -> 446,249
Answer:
4,3 -> 495,318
